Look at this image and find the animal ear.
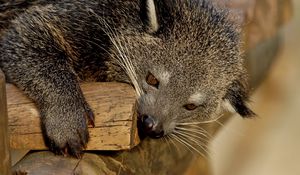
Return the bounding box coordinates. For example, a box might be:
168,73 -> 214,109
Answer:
223,80 -> 255,118
141,0 -> 159,33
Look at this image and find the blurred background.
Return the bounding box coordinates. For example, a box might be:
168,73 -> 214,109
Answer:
210,0 -> 300,175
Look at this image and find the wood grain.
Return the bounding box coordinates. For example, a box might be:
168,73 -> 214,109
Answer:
6,82 -> 140,150
0,69 -> 12,175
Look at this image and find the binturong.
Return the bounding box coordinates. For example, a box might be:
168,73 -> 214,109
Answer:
0,0 -> 255,157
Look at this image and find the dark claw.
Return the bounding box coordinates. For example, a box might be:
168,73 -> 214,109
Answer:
67,140 -> 84,158
85,110 -> 95,128
63,147 -> 68,157
45,129 -> 88,158
42,102 -> 91,158
77,129 -> 88,149
74,152 -> 82,159
47,139 -> 62,155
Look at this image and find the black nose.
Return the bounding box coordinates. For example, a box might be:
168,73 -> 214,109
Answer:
140,115 -> 164,139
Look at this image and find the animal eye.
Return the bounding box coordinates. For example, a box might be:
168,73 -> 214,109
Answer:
146,72 -> 159,88
184,104 -> 198,111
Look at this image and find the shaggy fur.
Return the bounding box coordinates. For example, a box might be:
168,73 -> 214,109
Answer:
0,0 -> 254,157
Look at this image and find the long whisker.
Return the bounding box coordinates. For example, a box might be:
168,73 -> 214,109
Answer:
113,36 -> 143,96
167,135 -> 181,155
176,125 -> 212,138
163,136 -> 172,152
173,130 -> 210,157
178,113 -> 224,125
173,129 -> 208,142
215,120 -> 225,127
111,39 -> 142,97
173,133 -> 207,158
171,134 -> 194,154
88,9 -> 143,97
117,36 -> 143,95
175,127 -> 211,139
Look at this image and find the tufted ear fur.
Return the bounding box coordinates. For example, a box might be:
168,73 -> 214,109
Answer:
223,80 -> 255,118
140,0 -> 159,33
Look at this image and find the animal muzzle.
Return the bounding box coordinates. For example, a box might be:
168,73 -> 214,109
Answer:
138,115 -> 164,139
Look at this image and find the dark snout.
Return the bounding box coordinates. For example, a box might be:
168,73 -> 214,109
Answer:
138,115 -> 164,139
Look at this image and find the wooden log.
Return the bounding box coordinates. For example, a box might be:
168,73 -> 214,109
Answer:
0,69 -> 12,175
7,82 -> 139,150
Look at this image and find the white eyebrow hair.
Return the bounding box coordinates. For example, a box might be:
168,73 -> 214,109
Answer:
188,92 -> 206,105
158,71 -> 171,85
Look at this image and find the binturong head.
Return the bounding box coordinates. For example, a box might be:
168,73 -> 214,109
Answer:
109,0 -> 255,140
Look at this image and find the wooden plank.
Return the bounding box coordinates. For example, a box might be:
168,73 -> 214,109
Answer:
6,82 -> 140,150
0,69 -> 12,175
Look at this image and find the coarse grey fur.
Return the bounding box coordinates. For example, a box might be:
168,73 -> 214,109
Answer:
0,0 -> 254,157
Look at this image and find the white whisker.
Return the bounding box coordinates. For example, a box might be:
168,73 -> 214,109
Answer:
171,134 -> 194,154
178,114 -> 224,125
168,135 -> 181,155
175,126 -> 211,139
163,136 -> 172,152
88,9 -> 144,97
173,129 -> 208,142
117,36 -> 143,96
173,130 -> 210,157
176,124 -> 212,137
173,133 -> 207,158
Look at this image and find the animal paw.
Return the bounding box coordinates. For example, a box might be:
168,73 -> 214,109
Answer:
42,103 -> 94,158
